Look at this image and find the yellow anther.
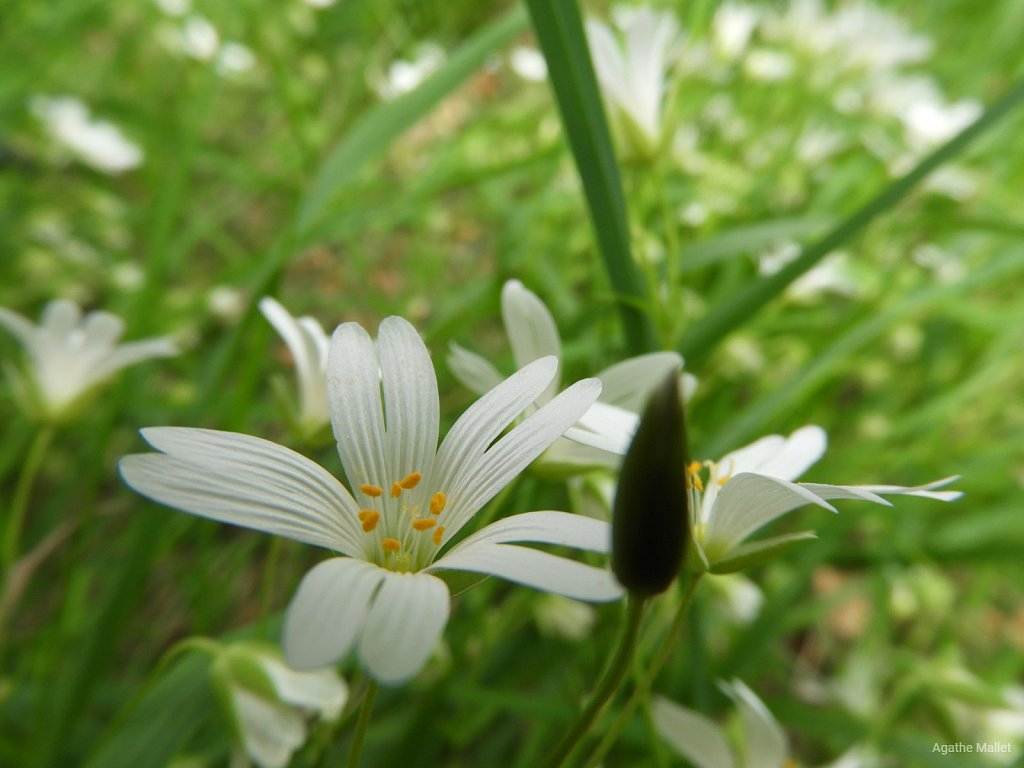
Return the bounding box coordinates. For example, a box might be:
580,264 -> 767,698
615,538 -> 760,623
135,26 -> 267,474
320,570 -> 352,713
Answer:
432,526 -> 445,546
429,492 -> 447,515
360,484 -> 383,498
687,461 -> 702,474
412,518 -> 436,531
358,509 -> 380,532
381,538 -> 401,552
716,474 -> 730,486
685,461 -> 705,492
399,472 -> 422,489
390,482 -> 402,498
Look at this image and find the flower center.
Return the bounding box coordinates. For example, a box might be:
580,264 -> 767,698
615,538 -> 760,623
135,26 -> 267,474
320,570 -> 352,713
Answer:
355,471 -> 448,571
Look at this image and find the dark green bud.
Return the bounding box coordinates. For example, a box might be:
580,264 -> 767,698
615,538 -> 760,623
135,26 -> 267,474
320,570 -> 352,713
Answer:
611,372 -> 689,596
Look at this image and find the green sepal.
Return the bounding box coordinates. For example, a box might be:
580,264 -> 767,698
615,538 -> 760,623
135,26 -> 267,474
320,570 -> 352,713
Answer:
708,531 -> 818,574
611,373 -> 689,596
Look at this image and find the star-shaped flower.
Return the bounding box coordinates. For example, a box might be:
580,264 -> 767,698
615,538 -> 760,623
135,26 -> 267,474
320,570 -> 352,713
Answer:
585,8 -> 682,158
258,297 -> 330,440
121,316 -> 622,684
683,426 -> 961,573
0,299 -> 177,422
448,279 -> 693,473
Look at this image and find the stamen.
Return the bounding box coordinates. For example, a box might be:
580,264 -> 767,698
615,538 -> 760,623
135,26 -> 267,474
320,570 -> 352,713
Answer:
381,538 -> 401,552
360,484 -> 383,498
429,492 -> 447,515
685,461 -> 705,492
358,509 -> 380,532
390,482 -> 402,498
432,526 -> 445,546
399,472 -> 422,489
412,518 -> 436,531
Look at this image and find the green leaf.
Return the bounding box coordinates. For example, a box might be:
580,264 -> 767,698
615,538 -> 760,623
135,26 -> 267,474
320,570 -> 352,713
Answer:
678,75 -> 1024,365
524,0 -> 656,354
678,215 -> 835,273
296,7 -> 528,235
708,531 -> 818,574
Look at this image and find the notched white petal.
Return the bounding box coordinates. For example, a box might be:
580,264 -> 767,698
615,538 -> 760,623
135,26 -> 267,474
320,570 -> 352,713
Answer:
652,695 -> 735,768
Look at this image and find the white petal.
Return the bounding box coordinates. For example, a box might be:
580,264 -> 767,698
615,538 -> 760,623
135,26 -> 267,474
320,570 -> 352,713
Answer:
837,475 -> 963,502
0,305 -> 36,347
447,342 -> 504,396
260,656 -> 348,720
704,472 -> 836,555
376,316 -> 439,482
357,571 -> 450,684
651,695 -> 735,768
439,375 -> 601,539
595,351 -> 682,412
443,510 -> 611,553
431,542 -> 623,602
721,680 -> 788,768
230,687 -> 306,768
283,558 -> 385,670
81,310 -> 125,349
718,425 -> 827,482
90,337 -> 178,382
586,20 -> 631,112
122,427 -> 363,555
41,299 -> 81,336
564,399 -> 640,456
798,483 -> 891,506
625,8 -> 676,140
501,280 -> 562,402
260,297 -> 328,425
327,322 -> 388,492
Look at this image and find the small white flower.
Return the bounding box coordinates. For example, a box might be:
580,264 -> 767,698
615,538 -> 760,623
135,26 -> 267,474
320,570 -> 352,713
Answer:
374,43 -> 445,100
655,682 -> 878,768
585,8 -> 681,157
743,49 -> 793,82
509,46 -> 548,82
180,15 -> 220,60
448,280 -> 693,472
215,42 -> 257,76
0,299 -> 177,421
713,3 -> 760,61
683,426 -> 961,572
30,96 -> 143,174
121,316 -> 622,684
213,643 -> 347,768
259,297 -> 330,440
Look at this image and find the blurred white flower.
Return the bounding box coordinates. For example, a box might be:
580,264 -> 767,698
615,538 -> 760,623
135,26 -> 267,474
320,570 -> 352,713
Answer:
655,681 -> 880,768
180,15 -> 220,60
902,98 -> 981,151
0,299 -> 178,421
121,317 -> 621,684
30,96 -> 143,174
212,643 -> 347,768
713,3 -> 760,60
706,573 -> 764,624
744,49 -> 793,81
374,43 -> 445,100
585,8 -> 681,157
449,280 -> 693,473
215,42 -> 257,76
258,297 -> 330,440
300,0 -> 337,8
509,46 -> 547,82
208,285 -> 247,323
533,593 -> 596,641
153,0 -> 190,16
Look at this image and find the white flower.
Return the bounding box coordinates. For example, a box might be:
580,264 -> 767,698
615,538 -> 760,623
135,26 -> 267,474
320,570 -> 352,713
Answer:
683,426 -> 961,572
373,43 -> 445,100
258,297 -> 330,440
585,8 -> 681,156
0,299 -> 177,421
30,96 -> 143,174
654,682 -> 877,768
215,42 -> 257,76
213,643 -> 347,768
448,280 -> 693,472
713,3 -> 760,60
120,316 -> 622,684
509,46 -> 548,82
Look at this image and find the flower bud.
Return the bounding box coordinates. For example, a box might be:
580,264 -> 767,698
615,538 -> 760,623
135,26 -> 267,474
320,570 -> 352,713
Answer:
611,372 -> 689,595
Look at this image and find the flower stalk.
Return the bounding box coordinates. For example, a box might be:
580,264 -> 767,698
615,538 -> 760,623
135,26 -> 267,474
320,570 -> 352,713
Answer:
347,680 -> 377,768
2,425 -> 55,578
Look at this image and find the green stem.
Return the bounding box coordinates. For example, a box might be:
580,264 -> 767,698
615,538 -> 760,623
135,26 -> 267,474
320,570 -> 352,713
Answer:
259,536 -> 283,637
2,425 -> 55,578
347,679 -> 377,768
541,595 -> 647,768
582,573 -> 701,768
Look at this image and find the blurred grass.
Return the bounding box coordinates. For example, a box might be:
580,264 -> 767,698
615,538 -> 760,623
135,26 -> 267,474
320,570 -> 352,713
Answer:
1,0 -> 1023,766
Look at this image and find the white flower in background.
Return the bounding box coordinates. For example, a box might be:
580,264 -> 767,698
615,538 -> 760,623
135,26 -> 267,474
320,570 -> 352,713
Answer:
179,15 -> 219,60
373,43 -> 445,101
682,426 -> 961,572
533,593 -> 596,642
30,96 -> 142,175
706,573 -> 764,624
121,317 -> 622,684
713,3 -> 760,61
153,0 -> 190,16
901,98 -> 981,152
215,42 -> 257,76
744,49 -> 793,82
653,680 -> 788,768
573,423 -> 961,572
0,299 -> 178,422
212,643 -> 347,768
509,46 -> 548,82
448,280 -> 693,472
300,0 -> 337,8
654,681 -> 878,768
259,297 -> 330,440
585,7 -> 681,157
